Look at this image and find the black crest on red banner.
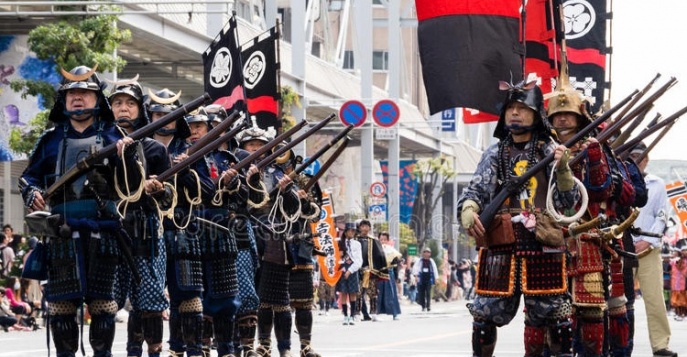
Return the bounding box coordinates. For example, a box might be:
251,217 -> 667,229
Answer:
415,0 -> 523,121
202,16 -> 245,112
241,27 -> 281,132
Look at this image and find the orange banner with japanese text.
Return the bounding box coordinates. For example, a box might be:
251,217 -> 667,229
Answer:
666,180 -> 687,243
311,191 -> 342,287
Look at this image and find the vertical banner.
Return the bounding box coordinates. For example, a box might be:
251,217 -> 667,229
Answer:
379,160 -> 417,224
667,180 -> 687,241
202,16 -> 245,112
311,191 -> 342,287
241,27 -> 281,131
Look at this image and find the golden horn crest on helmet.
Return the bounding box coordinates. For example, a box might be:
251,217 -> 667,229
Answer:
148,88 -> 182,104
273,142 -> 292,164
60,64 -> 99,82
105,74 -> 140,86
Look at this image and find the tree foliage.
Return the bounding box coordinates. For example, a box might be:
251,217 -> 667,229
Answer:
9,10 -> 131,156
411,156 -> 456,249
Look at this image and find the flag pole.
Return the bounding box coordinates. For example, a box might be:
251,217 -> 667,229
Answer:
275,19 -> 283,132
521,0 -> 527,81
232,11 -> 249,114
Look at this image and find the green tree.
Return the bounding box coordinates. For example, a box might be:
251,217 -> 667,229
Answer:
374,221 -> 417,255
411,156 -> 456,250
9,10 -> 131,156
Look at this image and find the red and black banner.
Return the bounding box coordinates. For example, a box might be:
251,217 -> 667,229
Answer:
415,0 -> 523,121
525,0 -> 609,112
202,16 -> 246,113
241,27 -> 281,132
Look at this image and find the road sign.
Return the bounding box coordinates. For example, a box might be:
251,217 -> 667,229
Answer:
339,100 -> 367,127
372,99 -> 400,127
370,181 -> 386,197
441,108 -> 456,132
375,127 -> 397,140
407,244 -> 417,256
369,204 -> 387,222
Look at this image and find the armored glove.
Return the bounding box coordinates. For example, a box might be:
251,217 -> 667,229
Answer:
556,149 -> 575,191
460,199 -> 480,229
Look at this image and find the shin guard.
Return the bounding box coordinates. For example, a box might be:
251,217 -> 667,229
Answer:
257,308 -> 274,356
549,318 -> 573,356
295,309 -> 319,356
181,312 -> 204,356
127,311 -> 144,357
213,310 -> 236,357
202,316 -> 214,356
168,310 -> 186,355
580,319 -> 604,357
90,313 -> 116,357
141,311 -> 164,356
608,307 -> 630,357
472,320 -> 497,357
273,310 -> 292,353
524,323 -> 545,357
50,314 -> 79,357
238,313 -> 258,357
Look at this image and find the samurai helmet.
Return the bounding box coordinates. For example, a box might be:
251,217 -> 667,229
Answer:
238,126 -> 273,147
146,88 -> 182,114
200,104 -> 229,125
184,111 -> 210,126
50,64 -> 114,122
493,78 -> 552,140
545,54 -> 592,133
108,74 -> 148,129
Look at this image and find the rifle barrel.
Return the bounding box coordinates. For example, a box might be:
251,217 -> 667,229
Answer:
615,103 -> 687,156
45,93 -> 211,199
304,137 -> 350,192
478,88 -> 639,228
187,110 -> 241,156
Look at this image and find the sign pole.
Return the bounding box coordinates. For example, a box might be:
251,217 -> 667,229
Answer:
387,0 -> 401,251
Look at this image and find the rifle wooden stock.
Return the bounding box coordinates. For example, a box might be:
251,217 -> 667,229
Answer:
636,120 -> 675,163
256,114 -> 336,170
610,77 -> 676,147
44,93 -> 212,199
187,110 -> 241,156
231,120 -> 309,174
615,103 -> 687,156
478,88 -> 638,228
304,137 -> 350,192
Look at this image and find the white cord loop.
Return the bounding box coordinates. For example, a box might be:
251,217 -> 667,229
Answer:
546,159 -> 589,225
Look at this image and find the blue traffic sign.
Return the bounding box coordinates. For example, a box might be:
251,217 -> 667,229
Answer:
372,99 -> 400,128
339,100 -> 367,127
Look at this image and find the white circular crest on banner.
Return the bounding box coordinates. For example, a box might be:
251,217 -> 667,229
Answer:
210,47 -> 233,89
243,51 -> 266,90
563,0 -> 596,40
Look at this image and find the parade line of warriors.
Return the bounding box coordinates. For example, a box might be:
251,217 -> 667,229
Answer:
459,59 -> 678,357
18,65 -> 337,357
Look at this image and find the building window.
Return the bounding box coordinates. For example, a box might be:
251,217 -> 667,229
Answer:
343,50 -> 354,69
373,0 -> 384,5
373,51 -> 388,71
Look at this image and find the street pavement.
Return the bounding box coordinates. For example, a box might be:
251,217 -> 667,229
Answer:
1,296 -> 685,356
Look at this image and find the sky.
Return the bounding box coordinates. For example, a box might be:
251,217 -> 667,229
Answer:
610,0 -> 687,161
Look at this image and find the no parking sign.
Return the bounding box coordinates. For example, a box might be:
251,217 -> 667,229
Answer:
339,100 -> 367,127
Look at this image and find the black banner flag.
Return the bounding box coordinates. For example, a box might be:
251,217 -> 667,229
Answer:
203,16 -> 245,112
241,27 -> 281,131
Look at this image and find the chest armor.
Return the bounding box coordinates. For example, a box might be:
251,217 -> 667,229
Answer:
506,144 -> 547,210
55,134 -> 103,200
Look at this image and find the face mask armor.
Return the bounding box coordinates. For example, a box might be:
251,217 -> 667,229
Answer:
108,75 -> 148,130
146,88 -> 190,139
50,64 -> 114,123
493,79 -> 552,140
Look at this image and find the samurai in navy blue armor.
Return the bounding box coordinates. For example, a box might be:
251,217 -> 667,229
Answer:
186,109 -> 242,357
285,160 -> 324,357
19,65 -> 142,357
226,127 -> 271,357
457,80 -> 581,357
147,89 -> 214,357
109,78 -> 172,357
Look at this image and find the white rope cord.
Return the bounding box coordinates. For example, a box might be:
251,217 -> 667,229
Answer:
546,159 -> 589,224
172,169 -> 202,230
151,181 -> 178,237
268,188 -> 301,235
114,142 -> 146,219
246,174 -> 270,209
300,201 -> 321,221
212,175 -> 241,206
